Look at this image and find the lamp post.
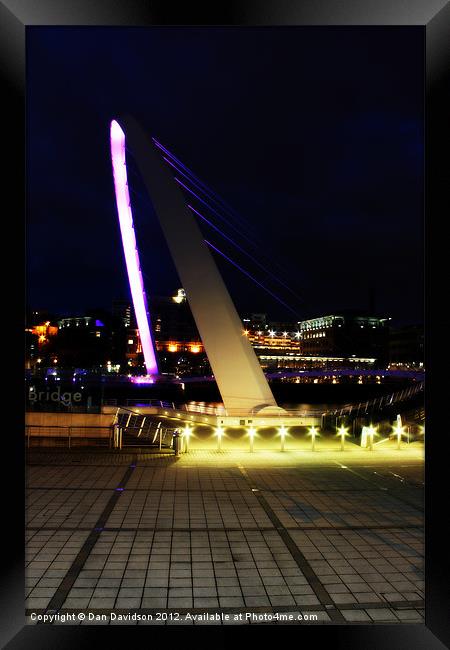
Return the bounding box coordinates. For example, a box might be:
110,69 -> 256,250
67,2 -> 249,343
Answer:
279,425 -> 287,452
393,422 -> 406,450
183,424 -> 192,453
249,427 -> 256,453
308,426 -> 319,451
367,425 -> 377,451
216,426 -> 224,452
337,425 -> 349,451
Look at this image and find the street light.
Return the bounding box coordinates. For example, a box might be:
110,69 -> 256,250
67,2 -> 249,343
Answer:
367,425 -> 377,451
308,426 -> 320,451
279,425 -> 288,452
183,424 -> 192,452
392,421 -> 406,450
215,426 -> 224,452
336,425 -> 350,451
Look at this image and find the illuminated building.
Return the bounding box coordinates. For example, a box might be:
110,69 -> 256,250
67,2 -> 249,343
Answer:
112,299 -> 134,328
30,322 -> 58,345
298,312 -> 389,364
25,318 -> 59,370
55,314 -> 110,368
150,293 -> 199,343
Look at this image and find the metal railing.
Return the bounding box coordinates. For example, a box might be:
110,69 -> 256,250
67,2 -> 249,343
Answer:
25,425 -> 114,448
326,381 -> 424,418
103,398 -> 177,409
118,424 -> 176,449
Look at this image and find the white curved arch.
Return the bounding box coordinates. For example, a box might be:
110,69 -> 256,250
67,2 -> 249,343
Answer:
110,119 -> 158,376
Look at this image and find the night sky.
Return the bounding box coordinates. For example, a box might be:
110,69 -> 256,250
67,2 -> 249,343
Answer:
27,27 -> 424,325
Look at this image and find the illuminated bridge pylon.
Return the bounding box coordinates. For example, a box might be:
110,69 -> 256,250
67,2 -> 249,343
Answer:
110,116 -> 282,417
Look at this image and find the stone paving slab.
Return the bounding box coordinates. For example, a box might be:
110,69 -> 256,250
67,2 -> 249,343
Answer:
260,489 -> 422,529
26,465 -> 126,489
105,490 -> 274,530
25,447 -> 424,625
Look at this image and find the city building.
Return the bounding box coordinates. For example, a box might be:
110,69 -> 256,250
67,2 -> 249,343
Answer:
25,315 -> 59,370
112,299 -> 135,328
389,324 -> 424,366
144,290 -> 207,375
298,312 -> 390,365
25,298 -> 395,377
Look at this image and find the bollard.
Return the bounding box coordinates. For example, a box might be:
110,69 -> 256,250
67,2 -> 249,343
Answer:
248,427 -> 256,453
183,425 -> 192,452
173,430 -> 182,457
394,414 -> 403,450
367,425 -> 377,451
216,426 -> 223,452
308,426 -> 319,451
337,426 -> 349,451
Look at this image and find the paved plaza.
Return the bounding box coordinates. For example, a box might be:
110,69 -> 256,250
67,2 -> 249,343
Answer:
25,440 -> 424,625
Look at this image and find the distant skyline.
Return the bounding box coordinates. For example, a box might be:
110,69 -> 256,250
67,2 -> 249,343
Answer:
27,27 -> 424,325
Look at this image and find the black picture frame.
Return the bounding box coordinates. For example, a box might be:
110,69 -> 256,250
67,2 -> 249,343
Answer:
1,1 -> 448,647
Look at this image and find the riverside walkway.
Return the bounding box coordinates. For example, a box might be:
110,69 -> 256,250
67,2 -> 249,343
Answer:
26,439 -> 424,625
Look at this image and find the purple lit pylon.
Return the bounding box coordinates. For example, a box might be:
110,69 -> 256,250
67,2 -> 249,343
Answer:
110,120 -> 158,376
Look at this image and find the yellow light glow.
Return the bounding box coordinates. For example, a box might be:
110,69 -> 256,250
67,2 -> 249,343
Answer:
190,345 -> 200,353
308,425 -> 319,450
168,344 -> 178,353
365,424 -> 378,450
393,422 -> 406,449
392,424 -> 406,437
183,424 -> 192,452
216,425 -> 225,451
172,288 -> 186,304
307,426 -> 319,438
279,425 -> 288,451
337,425 -> 349,450
248,426 -> 256,452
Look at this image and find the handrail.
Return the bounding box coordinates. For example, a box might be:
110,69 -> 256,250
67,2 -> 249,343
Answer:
325,381 -> 424,417
25,424 -> 114,449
